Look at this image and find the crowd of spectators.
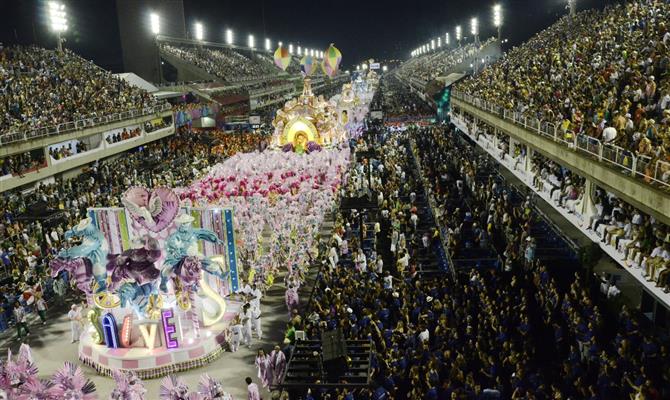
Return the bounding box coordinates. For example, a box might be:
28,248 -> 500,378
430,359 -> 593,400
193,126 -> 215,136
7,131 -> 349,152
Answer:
397,41 -> 488,83
0,151 -> 46,177
0,46 -> 161,137
457,0 -> 670,167
105,127 -> 142,144
188,127 -> 268,157
160,44 -> 279,82
48,140 -> 87,160
374,76 -> 434,119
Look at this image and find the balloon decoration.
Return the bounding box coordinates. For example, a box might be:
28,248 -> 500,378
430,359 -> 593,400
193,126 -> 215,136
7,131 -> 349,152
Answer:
274,45 -> 291,71
323,43 -> 342,77
323,60 -> 335,78
300,55 -> 315,77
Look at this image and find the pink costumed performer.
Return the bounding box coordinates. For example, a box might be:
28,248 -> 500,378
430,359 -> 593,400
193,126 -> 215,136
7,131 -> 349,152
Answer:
285,284 -> 299,319
255,349 -> 271,388
270,346 -> 287,385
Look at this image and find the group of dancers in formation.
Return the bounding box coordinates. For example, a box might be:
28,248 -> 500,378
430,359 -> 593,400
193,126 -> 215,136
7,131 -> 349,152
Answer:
228,251 -> 307,390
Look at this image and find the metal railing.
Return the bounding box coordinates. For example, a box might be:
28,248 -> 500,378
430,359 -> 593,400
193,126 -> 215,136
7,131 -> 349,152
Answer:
453,90 -> 670,189
249,83 -> 295,97
0,103 -> 172,146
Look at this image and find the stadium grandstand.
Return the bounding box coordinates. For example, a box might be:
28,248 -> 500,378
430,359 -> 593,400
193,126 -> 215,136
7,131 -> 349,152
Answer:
0,0 -> 668,399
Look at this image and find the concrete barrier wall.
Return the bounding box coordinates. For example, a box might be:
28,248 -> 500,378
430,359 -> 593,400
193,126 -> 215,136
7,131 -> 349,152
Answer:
1,110 -> 173,157
0,124 -> 175,193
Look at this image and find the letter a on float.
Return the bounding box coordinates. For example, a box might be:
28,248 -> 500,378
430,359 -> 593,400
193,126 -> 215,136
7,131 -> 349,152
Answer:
101,312 -> 120,348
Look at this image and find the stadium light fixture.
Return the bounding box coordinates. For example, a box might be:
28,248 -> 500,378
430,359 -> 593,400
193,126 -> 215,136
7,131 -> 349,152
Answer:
470,17 -> 478,36
356,65 -> 360,70
150,13 -> 160,35
265,38 -> 271,51
493,4 -> 502,27
382,65 -> 388,72
278,41 -> 283,47
48,2 -> 67,32
297,45 -> 302,55
437,37 -> 442,47
194,22 -> 203,41
456,26 -> 462,44
446,32 -> 450,45
431,39 -> 435,50
226,29 -> 233,45
493,4 -> 502,40
248,34 -> 255,49
48,2 -> 67,51
289,43 -> 294,54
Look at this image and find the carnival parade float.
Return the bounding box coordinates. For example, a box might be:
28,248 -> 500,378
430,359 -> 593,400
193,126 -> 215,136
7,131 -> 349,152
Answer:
50,186 -> 242,378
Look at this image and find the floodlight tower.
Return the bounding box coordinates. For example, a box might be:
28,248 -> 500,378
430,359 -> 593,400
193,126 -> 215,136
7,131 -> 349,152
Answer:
150,12 -> 161,84
470,17 -> 479,46
493,4 -> 502,41
455,26 -> 462,47
48,2 -> 68,51
194,22 -> 203,41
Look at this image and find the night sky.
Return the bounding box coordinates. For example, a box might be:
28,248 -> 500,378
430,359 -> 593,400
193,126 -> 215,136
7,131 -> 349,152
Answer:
1,0 -> 617,72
